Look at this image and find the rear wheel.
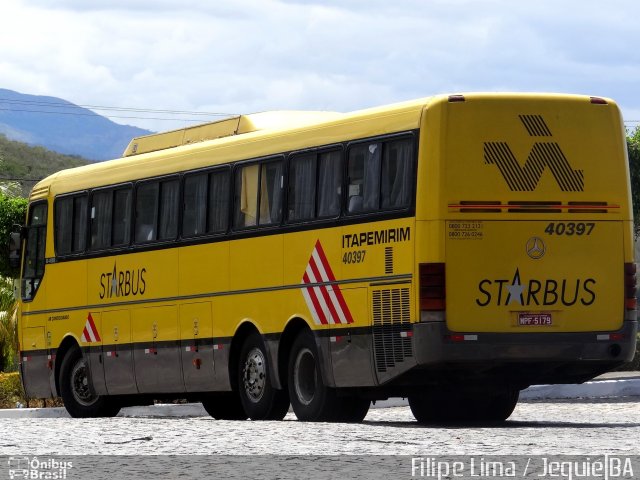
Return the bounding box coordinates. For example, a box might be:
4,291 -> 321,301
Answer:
59,347 -> 120,418
201,392 -> 247,420
237,332 -> 289,420
409,386 -> 518,424
288,329 -> 361,422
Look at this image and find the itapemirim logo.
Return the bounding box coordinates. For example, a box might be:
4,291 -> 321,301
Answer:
484,115 -> 584,192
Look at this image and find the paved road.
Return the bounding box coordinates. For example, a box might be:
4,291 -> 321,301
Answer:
1,398 -> 638,456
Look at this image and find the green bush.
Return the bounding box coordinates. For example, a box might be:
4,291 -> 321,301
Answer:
0,191 -> 27,279
0,277 -> 19,372
0,372 -> 24,408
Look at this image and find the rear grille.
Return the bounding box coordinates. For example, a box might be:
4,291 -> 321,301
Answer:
372,287 -> 412,373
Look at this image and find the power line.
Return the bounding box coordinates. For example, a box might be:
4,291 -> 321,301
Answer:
0,107 -> 223,123
0,177 -> 44,182
0,97 -> 236,117
0,97 -> 238,123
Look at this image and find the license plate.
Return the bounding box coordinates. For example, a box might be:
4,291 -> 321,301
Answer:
518,313 -> 552,326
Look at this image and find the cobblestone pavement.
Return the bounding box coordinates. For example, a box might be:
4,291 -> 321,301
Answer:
0,399 -> 638,456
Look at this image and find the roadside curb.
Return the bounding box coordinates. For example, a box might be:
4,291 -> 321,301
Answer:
1,378 -> 638,419
519,378 -> 640,400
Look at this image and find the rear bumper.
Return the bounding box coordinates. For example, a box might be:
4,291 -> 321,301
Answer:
413,320 -> 638,365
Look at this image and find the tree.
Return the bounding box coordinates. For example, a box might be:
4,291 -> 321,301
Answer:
0,188 -> 25,371
628,126 -> 640,239
0,191 -> 27,278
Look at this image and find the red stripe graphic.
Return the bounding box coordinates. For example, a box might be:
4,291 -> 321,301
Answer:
81,313 -> 101,343
313,241 -> 353,324
303,271 -> 328,325
308,255 -> 341,324
300,240 -> 353,325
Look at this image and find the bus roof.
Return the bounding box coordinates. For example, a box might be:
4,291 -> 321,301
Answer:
31,96 -> 434,199
29,93 -> 617,201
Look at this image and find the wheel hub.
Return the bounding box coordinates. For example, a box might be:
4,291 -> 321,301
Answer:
70,358 -> 98,407
242,347 -> 266,403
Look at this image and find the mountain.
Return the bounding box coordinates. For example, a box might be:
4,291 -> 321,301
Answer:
0,134 -> 90,197
0,88 -> 152,161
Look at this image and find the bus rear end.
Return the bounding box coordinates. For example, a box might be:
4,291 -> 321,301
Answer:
413,94 -> 637,401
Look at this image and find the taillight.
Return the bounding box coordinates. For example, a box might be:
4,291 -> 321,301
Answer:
419,263 -> 445,311
624,263 -> 637,310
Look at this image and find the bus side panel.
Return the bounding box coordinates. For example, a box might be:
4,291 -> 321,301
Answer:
102,310 -> 137,395
21,326 -> 51,398
180,302 -> 216,392
132,305 -> 183,394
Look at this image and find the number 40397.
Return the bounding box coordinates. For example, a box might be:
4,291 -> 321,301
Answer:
343,250 -> 366,264
544,222 -> 595,236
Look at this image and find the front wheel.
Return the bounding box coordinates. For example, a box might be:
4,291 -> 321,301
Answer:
201,392 -> 247,420
237,332 -> 289,420
59,346 -> 120,418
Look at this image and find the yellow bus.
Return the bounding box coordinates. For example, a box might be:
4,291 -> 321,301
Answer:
11,93 -> 637,423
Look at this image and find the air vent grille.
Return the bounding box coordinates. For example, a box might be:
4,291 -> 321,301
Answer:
372,287 -> 412,373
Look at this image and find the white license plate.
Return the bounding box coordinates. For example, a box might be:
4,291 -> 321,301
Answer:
518,313 -> 553,326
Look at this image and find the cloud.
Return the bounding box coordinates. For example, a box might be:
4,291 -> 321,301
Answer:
3,0 -> 640,132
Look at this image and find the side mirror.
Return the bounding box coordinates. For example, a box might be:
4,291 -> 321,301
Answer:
9,231 -> 22,269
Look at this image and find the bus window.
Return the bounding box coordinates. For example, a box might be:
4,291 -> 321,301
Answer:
317,150 -> 342,218
90,190 -> 113,250
55,194 -> 88,255
158,179 -> 179,240
259,161 -> 283,225
72,196 -> 87,252
112,188 -> 132,246
234,160 -> 282,228
235,164 -> 259,228
55,197 -> 73,255
289,153 -> 317,222
183,173 -> 207,237
208,170 -> 230,233
22,202 -> 47,301
347,142 -> 381,213
135,182 -> 159,243
381,138 -> 413,210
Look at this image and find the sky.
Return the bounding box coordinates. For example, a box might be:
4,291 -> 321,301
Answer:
1,0 -> 639,133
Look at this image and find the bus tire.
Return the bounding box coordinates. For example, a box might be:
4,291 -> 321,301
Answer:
201,392 -> 248,420
59,346 -> 120,418
407,391 -> 442,424
337,396 -> 370,423
288,329 -> 341,422
408,387 -> 519,424
480,388 -> 519,422
237,332 -> 289,420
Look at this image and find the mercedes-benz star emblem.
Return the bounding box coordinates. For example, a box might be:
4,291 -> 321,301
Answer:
526,237 -> 546,259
